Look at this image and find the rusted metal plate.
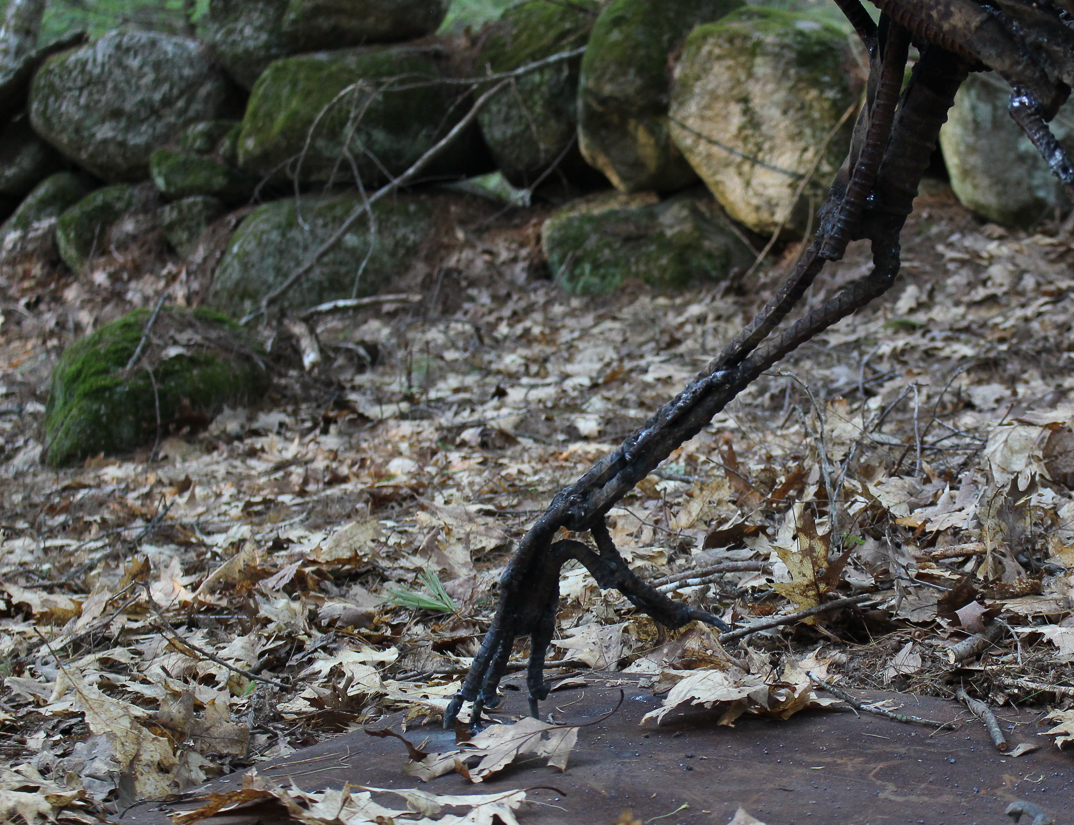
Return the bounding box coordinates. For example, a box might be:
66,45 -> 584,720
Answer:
122,677 -> 1072,824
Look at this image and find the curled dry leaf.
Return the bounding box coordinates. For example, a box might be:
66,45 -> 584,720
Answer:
1042,709 -> 1074,749
402,716 -> 579,783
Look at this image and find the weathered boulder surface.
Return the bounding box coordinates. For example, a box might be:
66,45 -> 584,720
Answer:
29,31 -> 236,182
282,0 -> 451,52
0,114 -> 62,199
939,72 -> 1074,228
157,196 -> 226,257
209,192 -> 435,316
237,45 -> 485,187
42,307 -> 269,467
55,183 -> 156,273
578,0 -> 743,193
0,171 -> 94,260
198,0 -> 291,90
149,149 -> 253,205
177,119 -> 242,155
0,30 -> 87,115
670,8 -> 860,236
542,189 -> 753,294
474,0 -> 601,190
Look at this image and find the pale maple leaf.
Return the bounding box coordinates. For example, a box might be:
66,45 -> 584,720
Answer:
403,717 -> 579,783
1043,709 -> 1074,748
772,506 -> 850,620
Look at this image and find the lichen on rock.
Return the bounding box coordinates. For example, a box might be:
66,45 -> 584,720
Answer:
198,0 -> 292,90
42,306 -> 270,467
542,188 -> 753,294
29,31 -> 236,182
149,149 -> 253,205
475,0 -> 602,190
237,45 -> 482,188
578,0 -> 744,194
669,6 -> 861,236
940,72 -> 1074,228
209,192 -> 435,316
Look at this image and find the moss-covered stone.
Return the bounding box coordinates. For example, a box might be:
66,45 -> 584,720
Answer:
157,195 -> 226,256
0,171 -> 93,240
209,192 -> 434,316
542,189 -> 753,294
218,123 -> 242,166
237,45 -> 481,187
55,184 -> 145,272
29,31 -> 236,182
42,306 -> 269,467
282,0 -> 450,51
177,119 -> 242,155
198,0 -> 291,90
0,114 -> 63,199
939,72 -> 1074,228
475,0 -> 602,190
669,8 -> 860,236
149,149 -> 253,205
578,0 -> 744,193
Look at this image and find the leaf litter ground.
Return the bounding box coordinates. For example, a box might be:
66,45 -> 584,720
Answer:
1,183 -> 1073,821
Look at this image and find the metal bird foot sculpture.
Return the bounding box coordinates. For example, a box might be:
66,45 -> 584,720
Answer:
445,0 -> 1074,727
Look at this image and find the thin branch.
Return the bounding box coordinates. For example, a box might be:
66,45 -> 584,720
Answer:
125,292 -> 168,371
956,688 -> 1008,752
808,671 -> 958,730
298,293 -> 423,321
720,592 -> 878,642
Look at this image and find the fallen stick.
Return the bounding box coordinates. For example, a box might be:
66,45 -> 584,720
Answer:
719,592 -> 877,642
993,676 -> 1074,698
948,623 -> 1006,664
653,560 -> 769,593
807,671 -> 958,730
956,688 -> 1009,752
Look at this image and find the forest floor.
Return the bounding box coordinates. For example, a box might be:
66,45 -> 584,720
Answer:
1,180 -> 1073,821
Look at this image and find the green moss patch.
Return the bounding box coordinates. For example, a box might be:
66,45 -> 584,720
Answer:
150,149 -> 253,205
542,189 -> 753,294
43,307 -> 270,467
55,184 -> 138,273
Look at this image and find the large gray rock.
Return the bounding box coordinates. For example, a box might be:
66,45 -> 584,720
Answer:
43,307 -> 269,467
209,193 -> 436,316
0,113 -> 62,199
237,45 -> 485,188
670,7 -> 860,236
0,171 -> 93,260
940,72 -> 1074,228
282,0 -> 450,51
476,0 -> 602,191
0,30 -> 86,115
542,189 -> 753,294
198,0 -> 290,90
29,31 -> 236,182
578,0 -> 744,194
55,183 -> 157,273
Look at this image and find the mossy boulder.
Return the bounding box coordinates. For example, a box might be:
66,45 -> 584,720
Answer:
198,0 -> 291,90
0,114 -> 63,199
29,31 -> 236,182
578,0 -> 744,194
149,149 -> 253,205
474,0 -> 601,190
939,72 -> 1074,228
157,196 -> 226,256
542,189 -> 753,294
177,119 -> 242,155
669,8 -> 860,236
42,307 -> 269,467
55,184 -> 155,273
237,45 -> 484,187
0,171 -> 94,258
209,192 -> 435,316
282,0 -> 450,51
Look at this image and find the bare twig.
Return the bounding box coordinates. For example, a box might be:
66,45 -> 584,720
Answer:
125,292 -> 168,371
141,582 -> 291,690
653,560 -> 768,593
720,592 -> 878,642
993,676 -> 1074,698
808,671 -> 958,730
956,688 -> 1009,752
298,293 -> 423,321
913,542 -> 985,560
948,622 -> 1006,664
